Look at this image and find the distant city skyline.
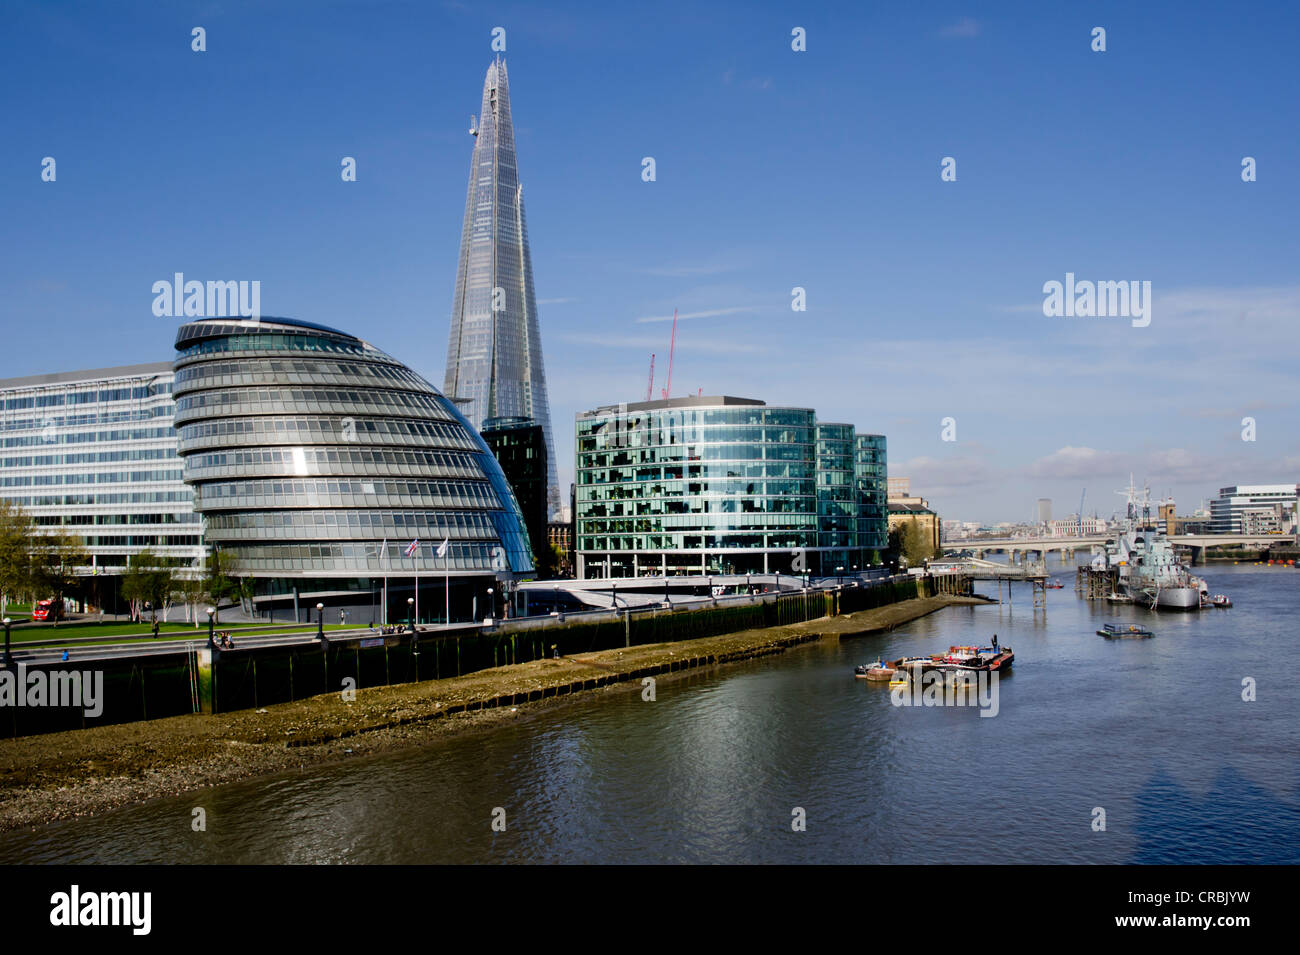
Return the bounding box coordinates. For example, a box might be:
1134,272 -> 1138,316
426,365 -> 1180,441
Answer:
3,1 -> 1297,523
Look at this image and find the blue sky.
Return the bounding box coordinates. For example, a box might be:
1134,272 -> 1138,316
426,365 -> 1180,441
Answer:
3,0 -> 1297,522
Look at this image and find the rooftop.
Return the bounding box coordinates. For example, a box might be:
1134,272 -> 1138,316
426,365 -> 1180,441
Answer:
578,395 -> 768,418
0,361 -> 174,390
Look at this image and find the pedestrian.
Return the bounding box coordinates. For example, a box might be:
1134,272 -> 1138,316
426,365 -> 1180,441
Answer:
152,619 -> 160,639
992,634 -> 998,649
61,650 -> 69,662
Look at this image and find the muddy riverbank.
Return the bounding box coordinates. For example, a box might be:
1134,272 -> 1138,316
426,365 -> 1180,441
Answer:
0,594 -> 982,833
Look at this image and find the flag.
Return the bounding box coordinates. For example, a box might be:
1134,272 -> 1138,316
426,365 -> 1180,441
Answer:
436,538 -> 449,558
405,539 -> 420,558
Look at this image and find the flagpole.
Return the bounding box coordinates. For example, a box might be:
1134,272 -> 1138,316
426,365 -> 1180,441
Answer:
381,537 -> 388,627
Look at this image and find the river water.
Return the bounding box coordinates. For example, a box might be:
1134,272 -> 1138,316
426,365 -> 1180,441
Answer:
5,559 -> 1298,864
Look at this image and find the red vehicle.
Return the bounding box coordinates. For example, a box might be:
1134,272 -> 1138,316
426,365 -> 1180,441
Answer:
31,599 -> 65,622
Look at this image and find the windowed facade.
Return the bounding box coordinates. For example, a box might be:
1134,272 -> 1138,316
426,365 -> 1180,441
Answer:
0,364 -> 203,584
482,416 -> 548,570
855,433 -> 889,555
575,396 -> 888,578
174,317 -> 534,621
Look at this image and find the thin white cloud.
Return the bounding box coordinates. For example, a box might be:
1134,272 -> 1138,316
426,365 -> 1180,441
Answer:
940,17 -> 981,38
1028,447 -> 1128,480
633,306 -> 754,323
537,297 -> 576,305
555,331 -> 769,354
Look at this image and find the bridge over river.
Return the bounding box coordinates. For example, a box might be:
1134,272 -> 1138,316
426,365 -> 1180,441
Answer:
944,534 -> 1283,565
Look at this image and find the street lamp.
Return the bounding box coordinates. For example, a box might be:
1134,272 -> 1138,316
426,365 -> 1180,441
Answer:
2,617 -> 12,667
206,606 -> 216,650
316,602 -> 325,643
407,596 -> 415,633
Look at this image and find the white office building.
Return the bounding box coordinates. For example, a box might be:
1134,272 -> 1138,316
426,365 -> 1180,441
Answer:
0,363 -> 203,607
1209,484 -> 1298,534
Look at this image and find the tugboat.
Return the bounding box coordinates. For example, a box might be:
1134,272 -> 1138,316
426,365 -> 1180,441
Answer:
1097,623 -> 1154,638
1211,594 -> 1232,608
1045,579 -> 1065,589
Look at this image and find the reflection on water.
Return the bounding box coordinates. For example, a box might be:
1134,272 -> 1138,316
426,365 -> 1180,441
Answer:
5,560 -> 1299,864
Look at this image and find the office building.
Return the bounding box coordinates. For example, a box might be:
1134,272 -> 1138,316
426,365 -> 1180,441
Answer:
1209,484 -> 1298,534
0,363 -> 202,610
443,59 -> 561,520
481,415 -> 546,570
173,316 -> 533,623
574,395 -> 888,578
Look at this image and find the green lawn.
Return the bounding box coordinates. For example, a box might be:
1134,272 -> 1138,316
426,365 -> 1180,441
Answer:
6,620 -> 356,644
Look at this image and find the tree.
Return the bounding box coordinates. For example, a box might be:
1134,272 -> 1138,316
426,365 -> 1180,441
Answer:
203,549 -> 240,622
175,570 -> 208,628
27,531 -> 88,627
121,549 -> 177,623
0,500 -> 34,617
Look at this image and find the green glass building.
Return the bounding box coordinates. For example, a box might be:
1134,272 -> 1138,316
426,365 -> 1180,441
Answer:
575,396 -> 887,579
855,433 -> 889,558
816,423 -> 858,575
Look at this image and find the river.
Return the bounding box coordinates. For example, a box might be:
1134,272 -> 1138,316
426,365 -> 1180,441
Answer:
4,559 -> 1298,864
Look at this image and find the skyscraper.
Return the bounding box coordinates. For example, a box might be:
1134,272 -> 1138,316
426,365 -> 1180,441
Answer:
444,59 -> 561,520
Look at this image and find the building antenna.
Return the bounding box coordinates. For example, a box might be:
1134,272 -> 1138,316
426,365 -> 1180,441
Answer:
660,308 -> 677,400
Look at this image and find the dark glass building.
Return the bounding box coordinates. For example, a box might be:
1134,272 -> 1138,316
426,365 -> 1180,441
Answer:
172,317 -> 533,624
481,415 -> 547,573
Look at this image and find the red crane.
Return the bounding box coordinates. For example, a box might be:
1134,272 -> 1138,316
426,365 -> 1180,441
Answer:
660,308 -> 677,400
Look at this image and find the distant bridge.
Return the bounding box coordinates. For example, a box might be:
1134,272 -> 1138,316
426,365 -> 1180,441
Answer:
943,534 -> 1286,564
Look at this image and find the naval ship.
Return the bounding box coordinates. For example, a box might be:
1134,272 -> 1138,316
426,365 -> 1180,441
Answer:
1091,481 -> 1207,611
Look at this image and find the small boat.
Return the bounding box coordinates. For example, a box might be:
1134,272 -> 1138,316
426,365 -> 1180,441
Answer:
855,660 -> 896,681
1045,579 -> 1064,589
887,645 -> 1013,675
1106,592 -> 1134,604
1211,594 -> 1232,608
1097,623 -> 1153,638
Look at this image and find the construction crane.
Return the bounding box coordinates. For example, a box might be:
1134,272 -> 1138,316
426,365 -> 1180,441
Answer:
645,354 -> 655,402
660,308 -> 677,400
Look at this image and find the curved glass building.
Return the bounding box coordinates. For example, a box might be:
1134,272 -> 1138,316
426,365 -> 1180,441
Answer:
575,396 -> 820,577
575,396 -> 889,579
173,317 -> 533,623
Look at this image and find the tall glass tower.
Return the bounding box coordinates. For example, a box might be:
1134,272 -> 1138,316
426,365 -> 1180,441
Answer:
444,59 -> 561,520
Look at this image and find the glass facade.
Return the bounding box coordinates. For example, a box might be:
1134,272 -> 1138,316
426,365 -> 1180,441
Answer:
816,423 -> 857,573
855,434 -> 889,556
0,363 -> 203,579
173,317 -> 534,590
575,397 -> 889,578
443,59 -> 561,520
482,416 -> 548,570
